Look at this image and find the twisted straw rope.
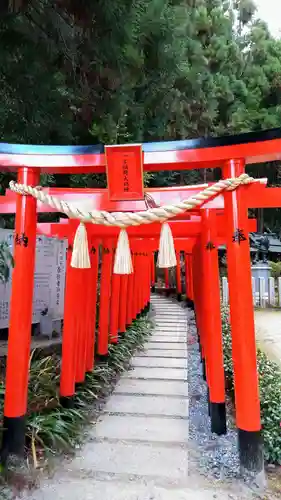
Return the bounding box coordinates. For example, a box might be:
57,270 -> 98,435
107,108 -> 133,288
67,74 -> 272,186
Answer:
9,174 -> 257,228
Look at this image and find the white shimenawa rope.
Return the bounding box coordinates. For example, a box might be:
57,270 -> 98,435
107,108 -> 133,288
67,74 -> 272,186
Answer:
9,174 -> 261,273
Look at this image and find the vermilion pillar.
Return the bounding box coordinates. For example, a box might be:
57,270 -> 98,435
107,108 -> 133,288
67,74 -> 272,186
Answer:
126,253 -> 135,326
188,254 -> 194,307
136,251 -> 142,314
119,275 -> 128,334
201,210 -> 226,435
223,159 -> 263,477
60,239 -> 79,406
132,253 -> 139,319
98,241 -> 113,356
184,252 -> 189,302
192,238 -> 206,379
75,269 -> 90,384
151,252 -> 155,293
176,251 -> 182,302
145,253 -> 151,311
85,240 -> 99,371
110,260 -> 121,343
2,167 -> 39,459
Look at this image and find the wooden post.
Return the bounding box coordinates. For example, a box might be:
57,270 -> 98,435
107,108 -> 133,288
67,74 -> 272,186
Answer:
223,159 -> 263,479
201,210 -> 226,435
98,240 -> 113,356
2,167 -> 39,459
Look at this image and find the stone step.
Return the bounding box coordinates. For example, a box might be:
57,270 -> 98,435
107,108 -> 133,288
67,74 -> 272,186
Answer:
132,356 -> 187,368
91,414 -> 189,444
152,331 -> 187,337
27,476 -> 245,500
126,366 -> 187,381
139,348 -> 187,358
143,341 -> 187,351
151,336 -> 186,343
154,322 -> 186,326
70,439 -> 188,480
103,394 -> 188,417
153,316 -> 185,319
151,307 -> 185,311
114,378 -> 188,397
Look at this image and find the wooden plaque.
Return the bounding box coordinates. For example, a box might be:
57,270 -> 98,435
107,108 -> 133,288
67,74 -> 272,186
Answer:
105,144 -> 144,201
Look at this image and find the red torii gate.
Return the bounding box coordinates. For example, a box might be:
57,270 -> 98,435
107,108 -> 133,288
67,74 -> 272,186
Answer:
1,128 -> 281,480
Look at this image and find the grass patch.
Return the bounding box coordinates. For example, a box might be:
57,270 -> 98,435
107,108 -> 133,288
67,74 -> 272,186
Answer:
221,306 -> 281,465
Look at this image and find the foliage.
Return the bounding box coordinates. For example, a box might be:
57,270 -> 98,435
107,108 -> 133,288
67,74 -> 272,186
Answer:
221,306 -> 281,464
0,242 -> 14,284
268,260 -> 281,279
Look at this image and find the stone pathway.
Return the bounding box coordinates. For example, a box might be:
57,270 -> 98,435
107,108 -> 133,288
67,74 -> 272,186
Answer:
19,296 -> 260,500
254,310 -> 281,367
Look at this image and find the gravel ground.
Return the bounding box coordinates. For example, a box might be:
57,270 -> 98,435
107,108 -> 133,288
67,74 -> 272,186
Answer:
187,312 -> 241,480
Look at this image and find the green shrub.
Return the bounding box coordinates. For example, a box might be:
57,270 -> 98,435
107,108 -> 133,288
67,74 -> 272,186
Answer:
221,306 -> 281,464
269,260 -> 281,279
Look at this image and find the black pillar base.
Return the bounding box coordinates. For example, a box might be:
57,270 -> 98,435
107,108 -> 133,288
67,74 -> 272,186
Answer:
210,402 -> 227,435
97,354 -> 109,362
202,359 -> 206,381
177,293 -> 182,302
207,387 -> 211,417
151,285 -> 155,293
238,429 -> 264,474
75,381 -> 85,391
165,289 -> 170,297
143,302 -> 150,314
60,395 -> 75,409
1,415 -> 26,462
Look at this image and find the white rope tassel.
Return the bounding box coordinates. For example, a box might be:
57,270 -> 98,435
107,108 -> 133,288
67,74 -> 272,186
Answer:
114,229 -> 133,274
157,222 -> 177,268
71,222 -> 91,269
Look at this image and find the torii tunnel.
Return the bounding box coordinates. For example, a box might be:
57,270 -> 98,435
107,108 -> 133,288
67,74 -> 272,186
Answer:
1,127 -> 281,480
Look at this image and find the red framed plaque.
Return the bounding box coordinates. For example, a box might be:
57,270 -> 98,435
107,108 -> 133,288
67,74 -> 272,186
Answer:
105,144 -> 144,201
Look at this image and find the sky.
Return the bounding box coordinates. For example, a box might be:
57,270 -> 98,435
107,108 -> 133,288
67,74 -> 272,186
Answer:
255,0 -> 281,37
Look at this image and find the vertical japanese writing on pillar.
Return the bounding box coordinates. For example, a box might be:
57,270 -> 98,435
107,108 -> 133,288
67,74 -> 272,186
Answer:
123,156 -> 129,192
56,243 -> 64,308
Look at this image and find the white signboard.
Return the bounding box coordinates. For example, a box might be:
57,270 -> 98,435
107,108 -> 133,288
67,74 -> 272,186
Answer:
0,230 -> 67,329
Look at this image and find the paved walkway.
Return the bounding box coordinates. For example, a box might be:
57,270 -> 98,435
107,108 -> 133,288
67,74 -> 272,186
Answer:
20,296 -> 257,500
254,310 -> 281,367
